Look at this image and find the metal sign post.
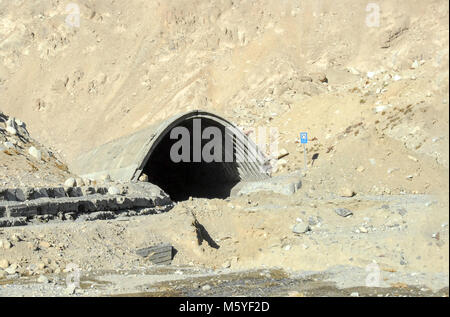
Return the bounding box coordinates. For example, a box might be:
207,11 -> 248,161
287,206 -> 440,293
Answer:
300,132 -> 308,171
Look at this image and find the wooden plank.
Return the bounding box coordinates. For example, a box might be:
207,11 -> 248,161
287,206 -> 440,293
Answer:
136,243 -> 173,265
149,254 -> 172,265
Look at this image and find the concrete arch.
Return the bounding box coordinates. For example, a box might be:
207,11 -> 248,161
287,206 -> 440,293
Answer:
71,110 -> 270,200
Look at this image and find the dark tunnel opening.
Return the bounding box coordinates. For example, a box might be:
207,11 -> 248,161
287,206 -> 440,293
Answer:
141,118 -> 241,201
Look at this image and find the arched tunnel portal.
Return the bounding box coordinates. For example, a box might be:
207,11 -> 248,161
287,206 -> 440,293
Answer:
71,110 -> 270,201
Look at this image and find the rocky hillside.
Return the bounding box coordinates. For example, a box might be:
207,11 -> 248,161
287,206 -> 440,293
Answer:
0,112 -> 71,188
0,0 -> 448,196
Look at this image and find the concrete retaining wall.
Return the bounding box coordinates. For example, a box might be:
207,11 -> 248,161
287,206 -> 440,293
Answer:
0,182 -> 173,227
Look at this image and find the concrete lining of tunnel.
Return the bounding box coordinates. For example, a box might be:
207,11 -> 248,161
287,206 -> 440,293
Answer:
70,110 -> 272,200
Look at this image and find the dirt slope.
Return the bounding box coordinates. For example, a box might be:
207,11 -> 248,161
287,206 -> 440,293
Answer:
0,1 -> 448,189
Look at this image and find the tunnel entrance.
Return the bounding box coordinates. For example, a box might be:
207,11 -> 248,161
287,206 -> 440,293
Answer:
72,110 -> 269,198
141,118 -> 241,201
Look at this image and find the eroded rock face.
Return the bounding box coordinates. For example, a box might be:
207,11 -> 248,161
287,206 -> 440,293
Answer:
0,182 -> 173,227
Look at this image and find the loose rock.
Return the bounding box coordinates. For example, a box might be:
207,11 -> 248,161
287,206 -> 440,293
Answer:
64,178 -> 76,187
293,222 -> 310,234
334,208 -> 353,217
65,284 -> 77,295
28,146 -> 42,161
1,240 -> 12,249
356,166 -> 365,172
6,126 -> 17,135
397,208 -> 407,216
108,186 -> 121,195
0,259 -> 9,269
75,178 -> 85,187
308,216 -> 322,226
37,275 -> 49,283
11,234 -> 22,242
310,72 -> 328,83
5,265 -> 17,275
3,141 -> 14,149
339,188 -> 355,197
222,261 -> 231,269
202,284 -> 211,291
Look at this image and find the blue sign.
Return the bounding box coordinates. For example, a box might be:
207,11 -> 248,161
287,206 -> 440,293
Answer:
300,132 -> 308,144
